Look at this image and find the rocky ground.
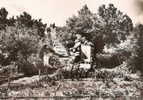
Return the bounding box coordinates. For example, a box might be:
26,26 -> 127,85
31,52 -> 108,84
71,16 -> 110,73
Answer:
0,62 -> 143,100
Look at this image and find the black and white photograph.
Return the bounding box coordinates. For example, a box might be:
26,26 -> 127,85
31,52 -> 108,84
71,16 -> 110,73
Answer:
0,0 -> 142,99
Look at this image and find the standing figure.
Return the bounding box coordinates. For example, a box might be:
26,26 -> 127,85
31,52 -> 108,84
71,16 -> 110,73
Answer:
70,34 -> 83,63
69,33 -> 94,79
70,33 -> 93,67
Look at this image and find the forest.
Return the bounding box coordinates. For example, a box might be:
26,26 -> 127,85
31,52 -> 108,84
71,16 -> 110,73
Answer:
0,4 -> 143,99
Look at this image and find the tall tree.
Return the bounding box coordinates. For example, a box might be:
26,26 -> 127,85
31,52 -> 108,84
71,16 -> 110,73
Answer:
66,4 -> 133,53
16,12 -> 47,37
97,4 -> 133,46
66,5 -> 93,37
0,23 -> 43,66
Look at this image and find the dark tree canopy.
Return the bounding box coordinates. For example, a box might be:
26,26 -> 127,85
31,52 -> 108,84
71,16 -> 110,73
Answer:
16,12 -> 33,27
16,12 -> 47,37
98,4 -> 133,46
0,8 -> 46,67
0,8 -> 8,20
66,4 -> 93,36
66,4 -> 133,53
0,8 -> 8,30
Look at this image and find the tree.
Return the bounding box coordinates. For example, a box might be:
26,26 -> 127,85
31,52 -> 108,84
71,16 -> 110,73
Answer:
7,16 -> 16,26
66,5 -> 97,53
0,8 -> 8,20
0,23 -> 43,67
129,24 -> 143,74
16,12 -> 33,27
66,5 -> 94,37
0,8 -> 16,29
0,8 -> 47,75
32,19 -> 47,37
16,12 -> 47,37
66,4 -> 133,53
0,8 -> 8,30
97,4 -> 133,46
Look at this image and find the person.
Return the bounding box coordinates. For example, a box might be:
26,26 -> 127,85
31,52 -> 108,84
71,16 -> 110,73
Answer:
70,33 -> 87,64
43,45 -> 55,67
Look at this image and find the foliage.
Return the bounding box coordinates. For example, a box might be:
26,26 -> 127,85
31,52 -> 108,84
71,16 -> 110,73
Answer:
0,8 -> 16,29
66,4 -> 133,53
0,23 -> 44,74
129,24 -> 143,74
55,26 -> 75,49
0,8 -> 48,75
98,4 -> 133,46
66,5 -> 93,35
16,12 -> 47,37
0,8 -> 8,30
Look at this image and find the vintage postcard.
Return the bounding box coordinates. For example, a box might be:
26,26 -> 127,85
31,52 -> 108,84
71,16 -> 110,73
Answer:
0,0 -> 142,99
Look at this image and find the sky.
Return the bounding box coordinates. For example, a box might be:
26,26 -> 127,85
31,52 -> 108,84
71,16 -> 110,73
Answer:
0,0 -> 142,26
